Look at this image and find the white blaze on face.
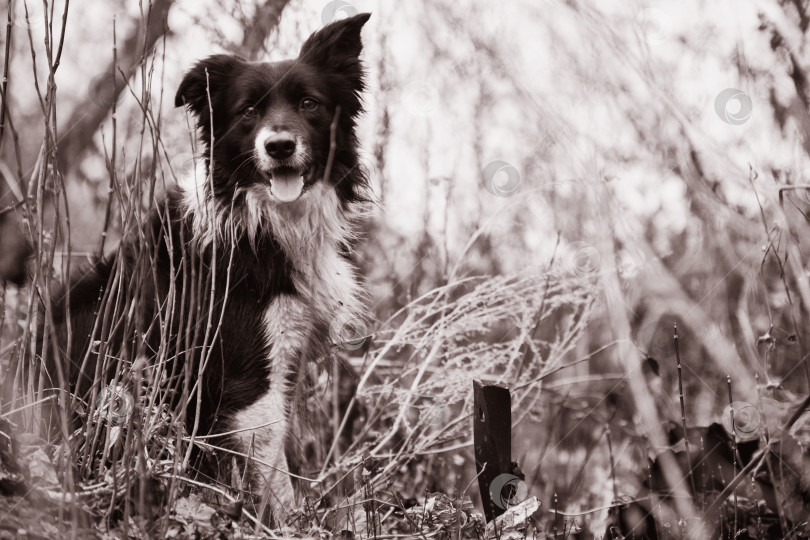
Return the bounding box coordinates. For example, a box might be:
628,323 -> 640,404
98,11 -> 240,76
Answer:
254,127 -> 306,202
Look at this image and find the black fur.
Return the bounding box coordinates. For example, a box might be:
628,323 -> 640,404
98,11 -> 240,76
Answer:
175,13 -> 370,208
43,13 -> 371,505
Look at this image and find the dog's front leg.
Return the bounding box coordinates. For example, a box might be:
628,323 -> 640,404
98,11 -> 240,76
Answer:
233,294 -> 310,525
234,384 -> 295,525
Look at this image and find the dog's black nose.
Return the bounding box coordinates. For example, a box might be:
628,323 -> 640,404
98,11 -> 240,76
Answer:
265,134 -> 296,159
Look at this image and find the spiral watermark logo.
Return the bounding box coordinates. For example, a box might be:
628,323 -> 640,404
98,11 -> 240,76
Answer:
489,474 -> 528,510
321,1 -> 358,25
169,152 -> 197,179
722,401 -> 760,441
634,8 -> 671,43
401,82 -> 439,117
481,160 -> 520,197
565,241 -> 600,277
11,0 -> 43,30
641,322 -> 676,358
617,252 -> 648,280
89,72 -> 126,108
96,385 -> 134,426
329,315 -> 367,351
714,88 -> 752,125
404,397 -> 450,431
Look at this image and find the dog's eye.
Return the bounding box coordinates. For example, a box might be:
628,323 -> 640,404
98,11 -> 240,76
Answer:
300,98 -> 318,111
241,106 -> 257,118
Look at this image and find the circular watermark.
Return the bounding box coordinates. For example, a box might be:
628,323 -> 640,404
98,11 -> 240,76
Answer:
641,322 -> 676,358
481,160 -> 520,197
489,473 -> 528,510
11,0 -> 44,30
714,88 -> 753,125
721,401 -> 760,441
401,81 -> 439,117
96,385 -> 134,426
634,8 -> 671,43
404,397 -> 451,431
169,152 -> 197,179
329,315 -> 368,351
617,251 -> 649,280
89,72 -> 126,109
565,241 -> 600,277
321,1 -> 358,26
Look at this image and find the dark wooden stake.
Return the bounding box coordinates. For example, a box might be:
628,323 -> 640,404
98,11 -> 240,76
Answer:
473,379 -> 516,522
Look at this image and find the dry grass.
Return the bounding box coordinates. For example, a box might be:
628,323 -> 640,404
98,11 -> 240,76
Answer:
1,1 -> 810,539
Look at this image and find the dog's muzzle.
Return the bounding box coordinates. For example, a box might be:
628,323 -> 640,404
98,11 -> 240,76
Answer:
267,165 -> 308,202
255,129 -> 311,202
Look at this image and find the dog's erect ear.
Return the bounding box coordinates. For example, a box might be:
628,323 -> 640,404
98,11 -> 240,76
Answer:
298,13 -> 370,77
175,54 -> 244,112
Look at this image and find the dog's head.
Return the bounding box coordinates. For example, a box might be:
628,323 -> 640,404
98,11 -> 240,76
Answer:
175,13 -> 370,208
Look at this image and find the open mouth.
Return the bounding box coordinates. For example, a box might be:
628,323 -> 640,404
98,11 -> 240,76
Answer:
266,166 -> 311,202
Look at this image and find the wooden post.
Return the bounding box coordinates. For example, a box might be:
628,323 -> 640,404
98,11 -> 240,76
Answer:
473,379 -> 517,522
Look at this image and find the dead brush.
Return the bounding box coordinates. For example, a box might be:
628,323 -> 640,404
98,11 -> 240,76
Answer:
307,269 -> 596,536
0,4 -> 598,533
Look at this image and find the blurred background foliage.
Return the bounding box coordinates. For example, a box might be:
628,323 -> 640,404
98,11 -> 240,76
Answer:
2,0 -> 810,536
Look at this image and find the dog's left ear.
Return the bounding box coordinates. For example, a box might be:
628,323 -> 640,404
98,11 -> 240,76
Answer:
298,13 -> 370,85
175,54 -> 245,113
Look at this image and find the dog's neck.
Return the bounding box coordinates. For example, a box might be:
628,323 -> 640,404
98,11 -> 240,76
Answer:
177,173 -> 364,324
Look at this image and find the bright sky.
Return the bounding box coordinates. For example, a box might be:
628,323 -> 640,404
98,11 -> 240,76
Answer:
9,0 -> 806,270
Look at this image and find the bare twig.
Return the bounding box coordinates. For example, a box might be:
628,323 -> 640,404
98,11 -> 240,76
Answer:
674,324 -> 697,497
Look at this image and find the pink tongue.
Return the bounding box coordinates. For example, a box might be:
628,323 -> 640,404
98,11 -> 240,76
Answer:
271,170 -> 305,202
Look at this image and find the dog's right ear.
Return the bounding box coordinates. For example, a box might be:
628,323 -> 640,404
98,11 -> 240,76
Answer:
175,54 -> 244,114
298,13 -> 370,88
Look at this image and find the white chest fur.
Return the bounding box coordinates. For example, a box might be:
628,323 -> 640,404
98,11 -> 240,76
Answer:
217,181 -> 363,515
231,295 -> 307,514
251,181 -> 364,324
179,174 -> 364,325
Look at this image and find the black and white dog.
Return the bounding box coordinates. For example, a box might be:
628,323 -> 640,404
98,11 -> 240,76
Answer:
47,13 -> 371,523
